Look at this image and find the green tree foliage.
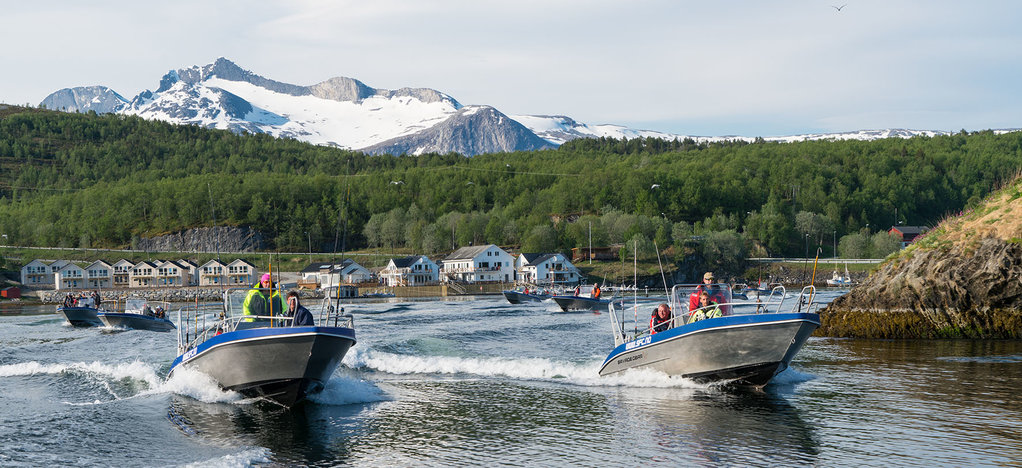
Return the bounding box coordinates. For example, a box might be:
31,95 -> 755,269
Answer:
701,230 -> 747,273
1,106 -> 1019,258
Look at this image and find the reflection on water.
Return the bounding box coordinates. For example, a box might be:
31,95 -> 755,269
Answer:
167,396 -> 376,466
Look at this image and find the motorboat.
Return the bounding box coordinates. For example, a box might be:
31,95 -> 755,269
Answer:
600,283 -> 820,387
97,298 -> 175,332
56,296 -> 103,327
502,287 -> 554,304
168,288 -> 356,406
551,295 -> 613,312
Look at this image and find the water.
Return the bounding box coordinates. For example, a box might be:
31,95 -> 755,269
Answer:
1,292 -> 1020,466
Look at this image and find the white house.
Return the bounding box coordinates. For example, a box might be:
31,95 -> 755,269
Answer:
54,263 -> 86,290
111,259 -> 134,287
301,259 -> 372,287
199,259 -> 227,286
84,260 -> 113,289
441,245 -> 514,283
516,253 -> 580,286
380,255 -> 439,286
20,259 -> 53,286
227,259 -> 258,286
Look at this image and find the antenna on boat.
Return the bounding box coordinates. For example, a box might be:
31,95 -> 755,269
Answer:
653,239 -> 669,300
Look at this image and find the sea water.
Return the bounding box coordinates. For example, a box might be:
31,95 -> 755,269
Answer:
0,292 -> 1019,466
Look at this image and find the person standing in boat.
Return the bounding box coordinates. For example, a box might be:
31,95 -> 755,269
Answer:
286,291 -> 315,326
650,303 -> 673,333
243,274 -> 287,322
592,282 -> 602,299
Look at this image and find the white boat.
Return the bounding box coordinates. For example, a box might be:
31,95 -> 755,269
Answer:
600,284 -> 820,386
826,264 -> 854,287
168,288 -> 356,406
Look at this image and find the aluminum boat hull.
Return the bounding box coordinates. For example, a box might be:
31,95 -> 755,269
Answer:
98,312 -> 176,332
57,306 -> 103,327
551,295 -> 611,311
502,290 -> 551,304
169,326 -> 356,406
599,313 -> 820,386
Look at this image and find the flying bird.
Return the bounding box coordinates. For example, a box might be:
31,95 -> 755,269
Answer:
832,4 -> 847,11
651,184 -> 661,189
390,180 -> 404,185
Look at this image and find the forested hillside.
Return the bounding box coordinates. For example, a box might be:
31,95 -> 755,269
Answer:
1,105 -> 1019,265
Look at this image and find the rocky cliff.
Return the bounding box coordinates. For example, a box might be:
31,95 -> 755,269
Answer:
135,226 -> 264,253
820,179 -> 1022,338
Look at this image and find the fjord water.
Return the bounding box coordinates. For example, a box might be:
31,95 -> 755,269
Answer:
1,293 -> 1019,467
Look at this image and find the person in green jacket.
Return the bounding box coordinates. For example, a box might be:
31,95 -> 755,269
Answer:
242,273 -> 286,322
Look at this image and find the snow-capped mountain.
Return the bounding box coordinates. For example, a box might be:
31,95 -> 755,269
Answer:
41,58 -> 553,156
41,58 -> 1011,155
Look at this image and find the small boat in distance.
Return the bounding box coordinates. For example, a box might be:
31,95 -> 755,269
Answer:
600,284 -> 820,387
502,286 -> 554,304
97,298 -> 175,332
551,285 -> 612,311
168,287 -> 356,406
826,264 -> 854,287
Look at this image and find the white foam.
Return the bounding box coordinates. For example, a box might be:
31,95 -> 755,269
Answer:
768,366 -> 816,386
345,347 -> 711,389
158,367 -> 247,404
180,448 -> 272,468
307,375 -> 389,406
0,360 -> 162,387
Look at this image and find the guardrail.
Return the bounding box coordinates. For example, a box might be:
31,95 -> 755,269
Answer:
748,258 -> 883,264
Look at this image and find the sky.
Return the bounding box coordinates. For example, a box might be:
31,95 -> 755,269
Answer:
3,0 -> 1022,137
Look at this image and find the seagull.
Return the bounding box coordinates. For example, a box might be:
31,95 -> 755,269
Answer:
390,180 -> 404,185
651,184 -> 661,189
831,4 -> 846,11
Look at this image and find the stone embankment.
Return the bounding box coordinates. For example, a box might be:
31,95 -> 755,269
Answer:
820,237 -> 1022,338
42,287 -> 325,304
136,226 -> 264,252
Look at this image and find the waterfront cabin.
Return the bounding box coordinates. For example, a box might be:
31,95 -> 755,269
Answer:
380,255 -> 439,287
441,245 -> 514,284
54,263 -> 86,290
84,260 -> 113,289
176,259 -> 199,286
20,259 -> 53,287
301,259 -> 372,287
154,260 -> 188,287
198,259 -> 227,286
111,259 -> 134,287
130,261 -> 159,287
227,259 -> 258,286
516,253 -> 580,286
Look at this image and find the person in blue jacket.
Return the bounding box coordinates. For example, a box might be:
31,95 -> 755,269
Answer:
286,290 -> 315,326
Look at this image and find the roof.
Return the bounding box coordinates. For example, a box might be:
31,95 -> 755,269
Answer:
391,255 -> 420,268
300,259 -> 361,273
445,245 -> 505,261
890,226 -> 928,235
518,253 -> 544,264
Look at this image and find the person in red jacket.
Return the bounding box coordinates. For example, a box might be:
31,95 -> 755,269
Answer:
649,303 -> 673,333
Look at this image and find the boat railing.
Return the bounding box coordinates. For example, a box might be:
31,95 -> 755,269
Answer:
609,284 -> 817,347
175,288 -> 356,355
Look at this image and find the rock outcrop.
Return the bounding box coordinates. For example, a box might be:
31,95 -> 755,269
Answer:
820,179 -> 1022,338
135,226 -> 264,253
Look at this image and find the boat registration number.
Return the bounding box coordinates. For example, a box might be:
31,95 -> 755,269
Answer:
626,336 -> 651,350
183,348 -> 198,361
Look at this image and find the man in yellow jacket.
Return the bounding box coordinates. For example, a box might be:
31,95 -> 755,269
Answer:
243,273 -> 286,322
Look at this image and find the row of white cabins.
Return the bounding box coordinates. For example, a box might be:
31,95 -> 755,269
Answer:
21,244 -> 582,290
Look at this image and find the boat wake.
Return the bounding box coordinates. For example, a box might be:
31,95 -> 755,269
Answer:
345,347 -> 717,389
0,360 -> 387,406
180,448 -> 272,468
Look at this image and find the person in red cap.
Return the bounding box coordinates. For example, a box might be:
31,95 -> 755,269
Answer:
242,273 -> 286,322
